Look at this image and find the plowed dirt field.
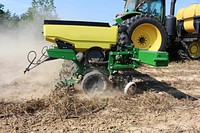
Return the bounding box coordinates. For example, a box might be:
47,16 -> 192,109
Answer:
0,60 -> 200,133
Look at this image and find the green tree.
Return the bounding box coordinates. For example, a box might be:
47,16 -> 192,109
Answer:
0,3 -> 11,24
0,3 -> 4,14
0,3 -> 5,24
9,13 -> 20,26
21,0 -> 58,21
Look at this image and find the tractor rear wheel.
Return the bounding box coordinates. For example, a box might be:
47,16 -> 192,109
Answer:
81,71 -> 108,94
118,15 -> 167,51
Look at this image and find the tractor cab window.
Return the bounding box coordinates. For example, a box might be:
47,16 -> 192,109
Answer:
124,0 -> 164,20
124,0 -> 136,12
137,0 -> 162,19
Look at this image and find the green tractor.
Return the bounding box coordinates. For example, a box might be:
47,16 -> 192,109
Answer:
116,0 -> 200,60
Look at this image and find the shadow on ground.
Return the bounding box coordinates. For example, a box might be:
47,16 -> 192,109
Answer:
131,70 -> 198,101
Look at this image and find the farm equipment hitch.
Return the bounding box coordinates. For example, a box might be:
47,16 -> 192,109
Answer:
24,46 -> 56,74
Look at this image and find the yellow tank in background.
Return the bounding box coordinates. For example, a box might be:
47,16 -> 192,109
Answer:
177,4 -> 200,33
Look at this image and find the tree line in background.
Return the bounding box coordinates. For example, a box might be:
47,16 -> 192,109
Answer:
0,0 -> 58,27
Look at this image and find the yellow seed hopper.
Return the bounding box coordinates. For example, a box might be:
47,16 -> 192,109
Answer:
43,20 -> 118,52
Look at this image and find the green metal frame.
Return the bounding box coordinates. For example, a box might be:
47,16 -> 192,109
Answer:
108,46 -> 140,74
47,46 -> 85,85
46,45 -> 168,86
108,45 -> 168,74
115,12 -> 142,24
138,50 -> 168,66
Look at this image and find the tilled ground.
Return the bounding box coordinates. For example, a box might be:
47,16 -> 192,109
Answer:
0,61 -> 200,133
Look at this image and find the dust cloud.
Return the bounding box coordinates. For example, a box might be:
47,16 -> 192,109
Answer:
0,20 -> 62,100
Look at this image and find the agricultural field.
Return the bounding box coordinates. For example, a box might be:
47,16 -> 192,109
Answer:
1,0 -> 200,132
0,60 -> 199,132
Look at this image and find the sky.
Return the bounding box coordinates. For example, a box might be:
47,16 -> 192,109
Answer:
0,0 -> 200,24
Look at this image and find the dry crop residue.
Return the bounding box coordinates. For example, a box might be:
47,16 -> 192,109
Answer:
0,61 -> 200,132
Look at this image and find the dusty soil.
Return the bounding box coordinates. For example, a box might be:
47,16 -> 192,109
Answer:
0,60 -> 200,133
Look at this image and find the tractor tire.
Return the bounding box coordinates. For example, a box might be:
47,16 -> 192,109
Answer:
81,71 -> 108,94
118,14 -> 167,51
187,41 -> 200,60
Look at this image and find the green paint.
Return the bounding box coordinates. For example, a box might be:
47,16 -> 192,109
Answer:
108,46 -> 140,74
47,46 -> 85,78
108,45 -> 168,74
46,45 -> 168,86
138,50 -> 169,66
47,46 -> 76,60
115,12 -> 142,24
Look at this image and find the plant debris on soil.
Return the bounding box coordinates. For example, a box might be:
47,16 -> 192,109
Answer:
0,61 -> 200,132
